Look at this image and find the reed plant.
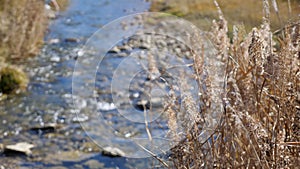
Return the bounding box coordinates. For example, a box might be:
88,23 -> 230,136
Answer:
162,0 -> 299,168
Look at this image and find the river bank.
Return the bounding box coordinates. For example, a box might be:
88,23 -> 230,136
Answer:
0,0 -> 68,97
150,0 -> 299,32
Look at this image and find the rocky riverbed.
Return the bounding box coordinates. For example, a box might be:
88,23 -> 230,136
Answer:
0,0 -> 158,168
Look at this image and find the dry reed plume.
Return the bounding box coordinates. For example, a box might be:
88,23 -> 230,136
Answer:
165,0 -> 299,168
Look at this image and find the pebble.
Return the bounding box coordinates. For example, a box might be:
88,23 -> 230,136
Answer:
48,38 -> 60,44
65,38 -> 80,43
138,44 -> 151,49
50,56 -> 60,62
151,97 -> 165,104
119,45 -> 133,51
133,92 -> 139,98
120,21 -> 128,30
77,50 -> 84,57
45,7 -> 56,19
156,39 -> 167,48
117,52 -> 128,57
108,46 -> 121,53
48,167 -> 68,169
74,99 -> 87,109
174,48 -> 181,55
102,146 -> 126,157
124,132 -> 132,138
72,115 -> 89,123
97,102 -> 116,111
62,93 -> 72,98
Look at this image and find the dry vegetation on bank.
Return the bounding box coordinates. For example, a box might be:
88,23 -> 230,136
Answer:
0,0 -> 46,96
151,0 -> 300,168
0,0 -> 68,95
150,0 -> 299,33
0,0 -> 47,62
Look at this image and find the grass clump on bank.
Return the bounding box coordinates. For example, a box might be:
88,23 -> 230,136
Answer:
0,65 -> 28,95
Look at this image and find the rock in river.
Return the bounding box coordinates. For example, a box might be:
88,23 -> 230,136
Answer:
50,56 -> 60,62
97,102 -> 116,111
102,146 -> 125,157
108,46 -> 121,53
1,142 -> 35,156
29,123 -> 61,134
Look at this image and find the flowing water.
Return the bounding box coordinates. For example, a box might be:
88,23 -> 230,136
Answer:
0,0 -> 163,168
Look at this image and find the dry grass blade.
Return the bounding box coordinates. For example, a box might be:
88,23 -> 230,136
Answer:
135,142 -> 169,168
143,103 -> 153,141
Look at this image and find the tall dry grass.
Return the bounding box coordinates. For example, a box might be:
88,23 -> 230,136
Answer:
163,0 -> 299,168
0,0 -> 47,95
0,0 -> 68,95
0,0 -> 47,62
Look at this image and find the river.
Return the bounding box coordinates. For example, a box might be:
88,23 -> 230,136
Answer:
0,0 -> 165,168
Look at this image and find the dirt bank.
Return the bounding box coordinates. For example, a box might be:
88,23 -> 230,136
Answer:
150,0 -> 299,32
